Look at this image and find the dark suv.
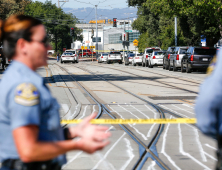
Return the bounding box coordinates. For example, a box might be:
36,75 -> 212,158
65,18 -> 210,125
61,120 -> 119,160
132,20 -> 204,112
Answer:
181,47 -> 216,73
163,47 -> 175,70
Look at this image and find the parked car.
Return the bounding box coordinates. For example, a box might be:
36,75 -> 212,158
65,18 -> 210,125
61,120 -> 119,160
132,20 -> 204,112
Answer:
142,47 -> 161,67
181,47 -> 216,73
125,53 -> 135,65
98,53 -> 108,63
163,47 -> 175,70
60,52 -> 75,63
168,47 -> 189,71
107,51 -> 123,64
132,53 -> 143,66
148,51 -> 164,68
65,49 -> 78,63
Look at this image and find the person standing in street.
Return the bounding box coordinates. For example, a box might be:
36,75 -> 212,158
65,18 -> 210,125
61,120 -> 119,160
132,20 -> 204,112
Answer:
0,15 -> 111,170
57,52 -> 60,62
195,47 -> 222,170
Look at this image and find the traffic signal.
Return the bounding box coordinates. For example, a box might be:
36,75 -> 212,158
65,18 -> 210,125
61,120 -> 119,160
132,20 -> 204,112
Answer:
113,18 -> 117,27
126,32 -> 129,41
120,34 -> 122,41
70,27 -> 74,36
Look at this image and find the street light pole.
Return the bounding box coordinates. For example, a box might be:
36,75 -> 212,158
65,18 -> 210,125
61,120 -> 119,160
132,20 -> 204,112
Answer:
95,5 -> 98,59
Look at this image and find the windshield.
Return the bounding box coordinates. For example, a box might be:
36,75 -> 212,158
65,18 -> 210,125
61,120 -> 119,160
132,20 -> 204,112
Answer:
154,52 -> 163,55
102,54 -> 108,56
194,48 -> 216,55
110,52 -> 121,54
66,51 -> 75,54
179,49 -> 187,54
129,54 -> 135,57
136,54 -> 143,56
63,53 -> 73,55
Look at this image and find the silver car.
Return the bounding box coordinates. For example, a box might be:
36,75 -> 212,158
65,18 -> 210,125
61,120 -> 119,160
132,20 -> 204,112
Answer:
169,47 -> 189,71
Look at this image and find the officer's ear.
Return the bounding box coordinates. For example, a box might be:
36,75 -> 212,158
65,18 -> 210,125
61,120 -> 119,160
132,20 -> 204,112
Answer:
16,38 -> 28,55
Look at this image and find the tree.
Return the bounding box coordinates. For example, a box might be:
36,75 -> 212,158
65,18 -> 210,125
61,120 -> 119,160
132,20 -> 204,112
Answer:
141,0 -> 222,46
24,1 -> 82,53
0,0 -> 31,20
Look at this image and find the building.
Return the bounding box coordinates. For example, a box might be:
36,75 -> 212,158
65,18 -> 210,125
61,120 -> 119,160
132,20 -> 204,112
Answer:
74,19 -> 140,52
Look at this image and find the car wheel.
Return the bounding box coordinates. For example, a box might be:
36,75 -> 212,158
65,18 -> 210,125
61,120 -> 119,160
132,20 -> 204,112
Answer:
173,62 -> 177,71
168,62 -> 172,71
72,61 -> 75,63
107,60 -> 110,64
186,64 -> 191,73
119,61 -> 122,64
145,60 -> 148,67
181,63 -> 185,73
61,60 -> 63,64
142,60 -> 145,67
149,61 -> 152,68
163,61 -> 165,69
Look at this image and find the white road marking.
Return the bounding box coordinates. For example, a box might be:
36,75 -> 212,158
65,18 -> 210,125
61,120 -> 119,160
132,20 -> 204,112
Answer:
182,104 -> 194,109
147,161 -> 156,170
91,132 -> 126,170
93,152 -> 116,170
178,124 -> 211,170
118,104 -> 140,119
78,105 -> 88,120
130,105 -> 150,118
144,105 -> 157,137
120,138 -> 135,170
68,104 -> 79,120
161,116 -> 181,170
204,151 -> 217,161
172,104 -> 194,115
61,104 -> 71,116
160,105 -> 189,118
205,144 -> 217,150
193,128 -> 207,162
108,105 -> 147,140
62,151 -> 83,169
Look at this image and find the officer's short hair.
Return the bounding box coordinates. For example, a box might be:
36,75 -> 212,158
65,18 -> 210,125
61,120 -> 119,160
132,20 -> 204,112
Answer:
0,15 -> 42,59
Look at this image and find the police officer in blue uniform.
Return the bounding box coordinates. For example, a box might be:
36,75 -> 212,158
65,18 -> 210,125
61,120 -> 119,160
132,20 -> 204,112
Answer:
195,47 -> 222,169
0,15 -> 110,170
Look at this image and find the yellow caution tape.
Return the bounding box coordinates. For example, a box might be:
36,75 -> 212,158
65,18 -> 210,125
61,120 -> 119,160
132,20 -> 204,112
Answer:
61,118 -> 196,124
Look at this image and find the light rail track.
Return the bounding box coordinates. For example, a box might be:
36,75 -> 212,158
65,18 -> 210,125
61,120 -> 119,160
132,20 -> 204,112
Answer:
54,63 -> 170,170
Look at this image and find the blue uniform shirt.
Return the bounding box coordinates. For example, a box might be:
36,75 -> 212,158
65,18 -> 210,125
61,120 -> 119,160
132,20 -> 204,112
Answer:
0,61 -> 66,165
195,48 -> 222,139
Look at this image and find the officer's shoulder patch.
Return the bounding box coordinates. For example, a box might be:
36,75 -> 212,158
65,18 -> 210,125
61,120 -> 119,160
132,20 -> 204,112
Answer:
14,83 -> 39,106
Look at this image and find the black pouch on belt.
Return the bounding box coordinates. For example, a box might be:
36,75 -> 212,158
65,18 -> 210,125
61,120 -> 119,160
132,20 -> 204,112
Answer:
216,135 -> 222,170
2,159 -> 61,170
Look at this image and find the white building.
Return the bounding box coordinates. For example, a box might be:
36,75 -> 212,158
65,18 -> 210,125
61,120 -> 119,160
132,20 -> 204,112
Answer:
74,20 -> 140,52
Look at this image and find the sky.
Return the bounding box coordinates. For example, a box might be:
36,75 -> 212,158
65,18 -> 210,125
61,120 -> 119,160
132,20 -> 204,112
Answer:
35,0 -> 129,9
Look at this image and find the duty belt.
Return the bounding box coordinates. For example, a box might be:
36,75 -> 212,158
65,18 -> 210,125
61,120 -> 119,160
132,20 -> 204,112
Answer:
2,159 -> 61,170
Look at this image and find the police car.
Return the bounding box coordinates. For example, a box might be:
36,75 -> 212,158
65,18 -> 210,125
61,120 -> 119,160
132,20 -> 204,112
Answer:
61,52 -> 76,63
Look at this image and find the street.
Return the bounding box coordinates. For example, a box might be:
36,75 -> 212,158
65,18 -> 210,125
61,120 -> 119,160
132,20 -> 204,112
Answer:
2,59 -> 213,170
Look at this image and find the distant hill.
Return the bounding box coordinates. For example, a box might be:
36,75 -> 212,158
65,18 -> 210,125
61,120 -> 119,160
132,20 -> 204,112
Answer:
63,7 -> 137,23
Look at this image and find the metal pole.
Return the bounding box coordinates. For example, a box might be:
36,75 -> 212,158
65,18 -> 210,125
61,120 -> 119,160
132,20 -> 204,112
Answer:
103,23 -> 104,52
95,5 -> 98,59
175,17 -> 177,46
58,0 -> 60,7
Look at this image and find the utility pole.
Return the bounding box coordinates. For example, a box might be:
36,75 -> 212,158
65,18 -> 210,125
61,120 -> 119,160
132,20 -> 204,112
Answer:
175,17 -> 177,46
95,5 -> 98,59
